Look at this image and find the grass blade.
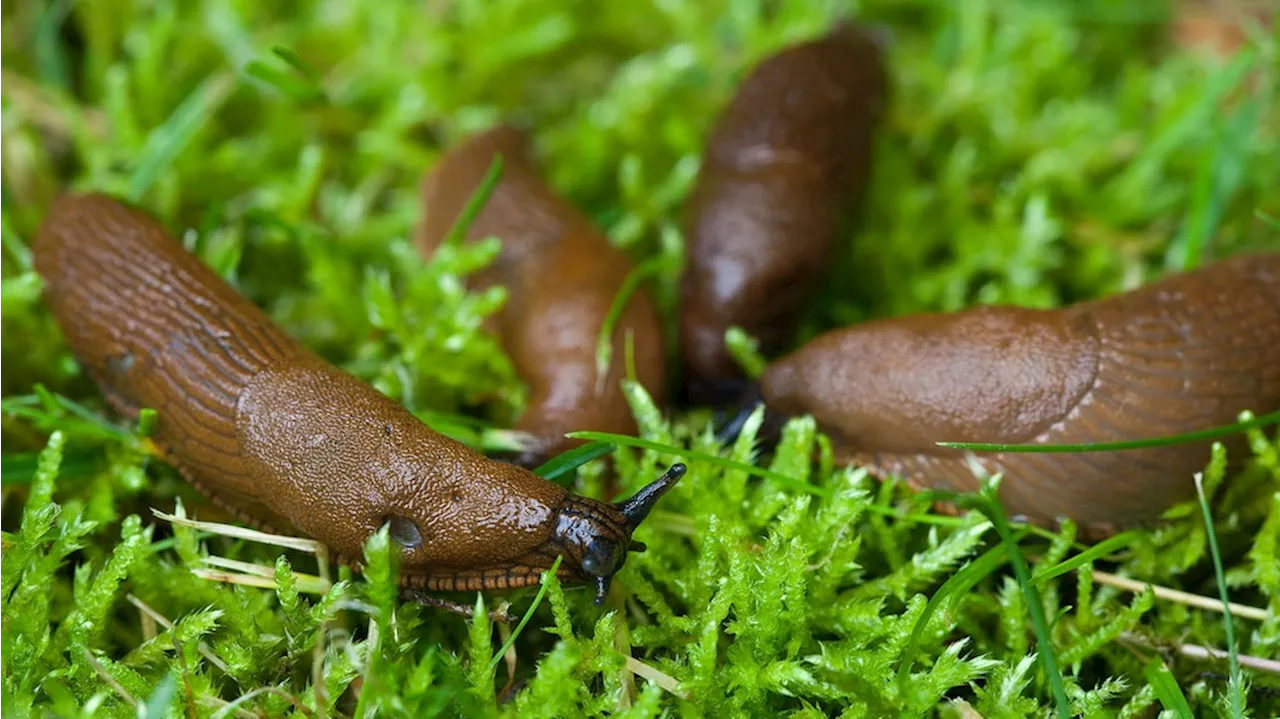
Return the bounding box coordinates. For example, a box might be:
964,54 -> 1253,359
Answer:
1195,470 -> 1245,717
487,556 -> 562,672
897,538 -> 1008,684
724,326 -> 767,379
139,671 -> 179,718
126,73 -> 235,201
1144,657 -> 1194,719
1165,94 -> 1262,270
1,449 -> 102,486
946,479 -> 1071,718
533,441 -> 617,481
243,46 -> 326,104
34,0 -> 73,91
1031,531 -> 1141,585
270,46 -> 322,83
440,156 -> 504,250
1113,49 -> 1256,197
595,256 -> 668,388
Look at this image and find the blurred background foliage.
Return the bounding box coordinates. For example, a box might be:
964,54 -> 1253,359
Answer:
2,0 -> 1278,716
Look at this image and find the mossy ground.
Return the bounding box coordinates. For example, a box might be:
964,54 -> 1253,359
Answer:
2,1 -> 1279,717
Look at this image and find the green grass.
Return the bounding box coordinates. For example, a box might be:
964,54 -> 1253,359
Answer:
3,0 -> 1280,716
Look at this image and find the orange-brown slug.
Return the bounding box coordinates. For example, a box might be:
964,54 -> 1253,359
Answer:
680,22 -> 889,405
34,192 -> 684,605
752,253 -> 1280,536
417,126 -> 667,467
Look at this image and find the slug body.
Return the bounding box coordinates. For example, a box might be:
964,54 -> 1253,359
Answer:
759,254 -> 1280,535
417,126 -> 667,466
680,23 -> 889,404
35,193 -> 683,602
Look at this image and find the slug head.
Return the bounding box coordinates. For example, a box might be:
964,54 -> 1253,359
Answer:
544,463 -> 686,604
374,458 -> 686,603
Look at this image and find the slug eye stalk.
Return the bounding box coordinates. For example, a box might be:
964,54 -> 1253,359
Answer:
592,463 -> 687,605
616,463 -> 687,527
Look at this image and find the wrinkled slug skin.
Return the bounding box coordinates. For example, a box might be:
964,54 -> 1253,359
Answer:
760,253 -> 1280,535
32,193 -> 598,585
417,126 -> 667,465
679,23 -> 889,402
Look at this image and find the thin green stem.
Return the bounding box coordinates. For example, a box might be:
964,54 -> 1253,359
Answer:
1195,473 -> 1244,718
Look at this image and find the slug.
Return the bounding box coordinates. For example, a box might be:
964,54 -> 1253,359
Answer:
416,126 -> 667,467
754,253 -> 1280,536
679,22 -> 889,405
34,192 -> 684,605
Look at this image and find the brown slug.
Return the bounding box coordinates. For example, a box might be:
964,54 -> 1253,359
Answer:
753,253 -> 1280,536
34,192 -> 684,604
416,126 -> 667,467
679,22 -> 889,405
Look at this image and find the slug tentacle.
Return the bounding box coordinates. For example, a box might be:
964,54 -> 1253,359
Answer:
758,253 -> 1280,536
615,463 -> 687,526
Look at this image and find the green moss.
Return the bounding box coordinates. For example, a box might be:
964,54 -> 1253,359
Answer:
3,1 -> 1279,716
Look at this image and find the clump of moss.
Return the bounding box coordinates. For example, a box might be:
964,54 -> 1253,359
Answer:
3,1 -> 1278,717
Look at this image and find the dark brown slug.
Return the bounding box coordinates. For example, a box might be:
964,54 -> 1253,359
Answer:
680,22 -> 889,405
34,192 -> 684,604
755,253 -> 1280,536
417,126 -> 667,467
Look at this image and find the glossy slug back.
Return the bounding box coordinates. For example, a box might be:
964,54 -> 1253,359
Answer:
758,253 -> 1280,536
680,22 -> 889,405
417,126 -> 667,467
35,193 -> 683,600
